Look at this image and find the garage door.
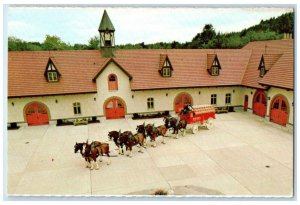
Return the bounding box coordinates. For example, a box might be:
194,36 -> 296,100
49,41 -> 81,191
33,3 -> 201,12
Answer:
105,98 -> 125,119
174,93 -> 193,113
270,96 -> 289,126
253,90 -> 267,118
25,103 -> 49,126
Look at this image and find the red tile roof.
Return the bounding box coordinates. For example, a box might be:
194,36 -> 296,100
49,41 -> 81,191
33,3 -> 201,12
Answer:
113,49 -> 251,91
8,50 -> 104,97
159,54 -> 167,70
242,39 -> 293,89
259,51 -> 294,90
8,39 -> 294,97
207,54 -> 216,69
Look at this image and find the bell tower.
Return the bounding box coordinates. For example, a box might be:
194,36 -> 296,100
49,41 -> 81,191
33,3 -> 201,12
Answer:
98,10 -> 115,58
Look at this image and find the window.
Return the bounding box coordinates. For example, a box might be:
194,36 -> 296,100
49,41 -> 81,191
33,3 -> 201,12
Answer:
38,106 -> 46,114
108,74 -> 118,91
147,98 -> 154,109
211,66 -> 219,76
225,93 -> 231,104
28,107 -> 35,114
255,95 -> 260,103
47,72 -> 58,82
211,94 -> 217,105
73,102 -> 81,115
104,32 -> 112,46
258,56 -> 267,77
281,101 -> 287,112
260,66 -> 266,77
162,67 -> 171,77
273,100 -> 279,109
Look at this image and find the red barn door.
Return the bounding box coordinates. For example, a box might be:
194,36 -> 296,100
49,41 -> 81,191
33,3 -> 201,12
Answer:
253,90 -> 267,117
25,103 -> 49,126
174,93 -> 192,113
270,96 -> 289,126
244,95 -> 248,111
105,98 -> 125,119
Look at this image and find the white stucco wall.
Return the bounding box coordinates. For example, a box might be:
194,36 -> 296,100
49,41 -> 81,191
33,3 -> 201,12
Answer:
8,93 -> 98,123
95,61 -> 134,116
131,86 -> 244,114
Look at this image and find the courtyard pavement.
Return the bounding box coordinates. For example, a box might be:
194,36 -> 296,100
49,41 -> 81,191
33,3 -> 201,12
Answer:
6,111 -> 293,197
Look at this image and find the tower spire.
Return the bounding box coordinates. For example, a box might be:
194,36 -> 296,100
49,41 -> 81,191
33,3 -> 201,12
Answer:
98,10 -> 115,57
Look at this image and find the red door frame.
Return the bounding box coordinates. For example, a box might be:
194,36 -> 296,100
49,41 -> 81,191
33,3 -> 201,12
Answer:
104,97 -> 126,119
253,90 -> 267,118
270,96 -> 289,126
174,93 -> 193,113
244,95 -> 248,111
25,102 -> 49,126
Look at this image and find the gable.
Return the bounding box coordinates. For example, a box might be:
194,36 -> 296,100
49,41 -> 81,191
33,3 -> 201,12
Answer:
92,58 -> 132,82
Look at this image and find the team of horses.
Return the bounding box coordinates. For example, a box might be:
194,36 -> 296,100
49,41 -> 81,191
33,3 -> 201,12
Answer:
74,115 -> 188,170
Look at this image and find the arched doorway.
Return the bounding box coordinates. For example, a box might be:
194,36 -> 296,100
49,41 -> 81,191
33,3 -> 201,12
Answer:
104,97 -> 125,119
253,90 -> 267,117
25,102 -> 49,126
270,96 -> 289,126
174,93 -> 193,113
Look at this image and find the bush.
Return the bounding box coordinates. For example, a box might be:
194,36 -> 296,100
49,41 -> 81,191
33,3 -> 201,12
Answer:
57,119 -> 63,125
153,189 -> 168,195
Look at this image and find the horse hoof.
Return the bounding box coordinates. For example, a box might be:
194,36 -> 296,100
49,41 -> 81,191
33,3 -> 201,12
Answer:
162,142 -> 166,144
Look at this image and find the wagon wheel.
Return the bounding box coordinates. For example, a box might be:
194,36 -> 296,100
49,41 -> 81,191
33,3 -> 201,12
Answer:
192,124 -> 198,134
206,118 -> 213,130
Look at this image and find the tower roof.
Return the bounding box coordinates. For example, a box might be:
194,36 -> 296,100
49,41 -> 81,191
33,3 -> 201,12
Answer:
98,10 -> 115,31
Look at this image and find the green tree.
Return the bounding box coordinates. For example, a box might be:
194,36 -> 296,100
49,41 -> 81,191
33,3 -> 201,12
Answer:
200,24 -> 216,46
8,36 -> 27,51
88,36 -> 100,49
42,35 -> 69,50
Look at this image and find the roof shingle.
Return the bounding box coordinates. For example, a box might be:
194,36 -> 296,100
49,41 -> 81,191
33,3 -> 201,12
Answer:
8,39 -> 294,97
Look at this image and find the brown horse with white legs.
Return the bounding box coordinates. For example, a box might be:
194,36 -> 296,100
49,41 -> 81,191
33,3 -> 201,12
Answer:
108,130 -> 133,155
144,123 -> 166,147
164,116 -> 187,138
79,141 -> 111,170
125,132 -> 146,157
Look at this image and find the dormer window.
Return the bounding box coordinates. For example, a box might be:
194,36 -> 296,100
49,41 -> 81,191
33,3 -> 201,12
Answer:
44,58 -> 61,82
258,55 -> 266,77
159,54 -> 173,77
207,54 -> 221,76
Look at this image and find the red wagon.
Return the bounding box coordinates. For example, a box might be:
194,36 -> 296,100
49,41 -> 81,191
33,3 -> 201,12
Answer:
179,104 -> 216,133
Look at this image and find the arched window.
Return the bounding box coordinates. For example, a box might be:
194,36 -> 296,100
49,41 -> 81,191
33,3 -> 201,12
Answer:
108,74 -> 118,91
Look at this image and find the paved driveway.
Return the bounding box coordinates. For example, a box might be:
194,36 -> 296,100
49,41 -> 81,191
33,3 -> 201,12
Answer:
6,112 -> 293,196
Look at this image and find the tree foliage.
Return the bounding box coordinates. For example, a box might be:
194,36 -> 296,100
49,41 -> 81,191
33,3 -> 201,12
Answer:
8,12 -> 293,51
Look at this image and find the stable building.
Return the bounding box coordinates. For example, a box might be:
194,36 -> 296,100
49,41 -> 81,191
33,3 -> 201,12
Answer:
7,10 -> 294,129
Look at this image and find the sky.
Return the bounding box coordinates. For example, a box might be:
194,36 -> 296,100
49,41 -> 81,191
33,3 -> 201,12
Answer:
7,6 -> 293,45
